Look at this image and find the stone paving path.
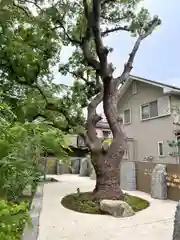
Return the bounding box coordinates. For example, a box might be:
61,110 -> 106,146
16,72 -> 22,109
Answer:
38,174 -> 177,240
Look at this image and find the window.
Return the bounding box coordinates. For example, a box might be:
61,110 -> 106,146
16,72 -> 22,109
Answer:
158,141 -> 164,157
124,109 -> 131,124
132,82 -> 137,94
141,100 -> 158,120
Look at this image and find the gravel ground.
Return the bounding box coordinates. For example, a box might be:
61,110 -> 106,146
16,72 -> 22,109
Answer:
38,174 -> 177,240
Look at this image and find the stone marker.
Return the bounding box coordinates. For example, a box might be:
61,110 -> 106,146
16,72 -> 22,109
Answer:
57,161 -> 70,175
71,158 -> 80,174
100,199 -> 135,218
79,157 -> 89,176
120,161 -> 136,191
173,201 -> 180,240
79,155 -> 92,177
151,164 -> 167,200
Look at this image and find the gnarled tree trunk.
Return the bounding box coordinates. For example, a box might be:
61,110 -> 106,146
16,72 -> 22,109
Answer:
85,78 -> 127,200
92,150 -> 124,200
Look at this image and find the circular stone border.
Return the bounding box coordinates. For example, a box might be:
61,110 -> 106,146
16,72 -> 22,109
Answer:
61,191 -> 149,215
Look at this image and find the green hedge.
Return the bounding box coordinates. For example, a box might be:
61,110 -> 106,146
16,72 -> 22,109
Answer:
0,200 -> 31,240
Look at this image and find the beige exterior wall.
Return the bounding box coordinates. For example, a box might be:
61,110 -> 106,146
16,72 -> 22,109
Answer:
118,81 -> 179,164
171,95 -> 180,134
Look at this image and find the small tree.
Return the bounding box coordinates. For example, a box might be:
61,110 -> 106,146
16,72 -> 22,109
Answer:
168,106 -> 180,163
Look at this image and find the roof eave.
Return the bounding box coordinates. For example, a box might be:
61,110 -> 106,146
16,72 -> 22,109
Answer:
163,87 -> 180,95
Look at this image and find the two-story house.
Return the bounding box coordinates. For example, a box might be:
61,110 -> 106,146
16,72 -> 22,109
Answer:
118,75 -> 180,164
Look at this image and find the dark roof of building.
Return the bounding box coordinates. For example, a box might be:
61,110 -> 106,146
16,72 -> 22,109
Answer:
96,121 -> 110,129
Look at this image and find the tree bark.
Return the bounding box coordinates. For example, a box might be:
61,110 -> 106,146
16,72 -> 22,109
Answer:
91,146 -> 124,200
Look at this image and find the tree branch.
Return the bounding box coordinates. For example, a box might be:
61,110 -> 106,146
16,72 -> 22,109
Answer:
24,0 -> 42,11
15,77 -> 49,104
30,113 -> 71,132
92,0 -> 105,61
81,0 -> 100,70
82,42 -> 100,70
79,132 -> 93,149
33,84 -> 48,104
86,75 -> 103,150
66,69 -> 87,82
58,23 -> 82,45
90,0 -> 114,78
101,26 -> 129,37
116,18 -> 160,95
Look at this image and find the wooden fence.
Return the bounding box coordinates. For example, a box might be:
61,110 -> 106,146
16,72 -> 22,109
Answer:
135,162 -> 180,201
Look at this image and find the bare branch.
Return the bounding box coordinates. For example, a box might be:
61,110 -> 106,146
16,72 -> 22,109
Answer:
116,18 -> 160,92
119,36 -> 142,84
101,26 -> 129,37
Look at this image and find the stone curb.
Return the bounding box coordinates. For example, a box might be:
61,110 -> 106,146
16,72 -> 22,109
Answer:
21,183 -> 44,240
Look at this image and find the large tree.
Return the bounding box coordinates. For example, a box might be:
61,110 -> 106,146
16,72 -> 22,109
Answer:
58,0 -> 161,200
0,0 -> 85,132
8,0 -> 160,200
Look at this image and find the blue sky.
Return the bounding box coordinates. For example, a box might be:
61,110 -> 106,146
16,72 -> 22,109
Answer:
55,0 -> 180,88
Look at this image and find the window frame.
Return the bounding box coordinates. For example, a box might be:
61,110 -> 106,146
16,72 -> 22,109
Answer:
140,100 -> 158,121
157,141 -> 164,157
123,108 -> 131,125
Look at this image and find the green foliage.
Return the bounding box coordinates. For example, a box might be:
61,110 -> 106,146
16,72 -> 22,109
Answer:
124,194 -> 149,212
61,191 -> 149,214
0,0 -> 84,133
0,200 -> 30,240
167,140 -> 180,157
0,104 -> 71,202
0,0 -> 60,85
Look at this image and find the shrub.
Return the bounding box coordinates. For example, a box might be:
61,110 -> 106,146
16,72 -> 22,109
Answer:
0,200 -> 31,240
